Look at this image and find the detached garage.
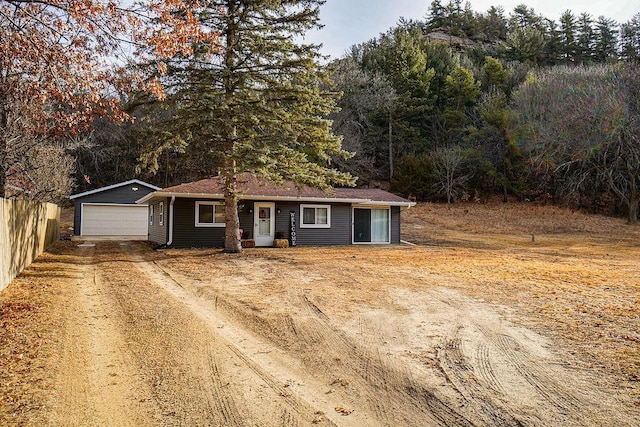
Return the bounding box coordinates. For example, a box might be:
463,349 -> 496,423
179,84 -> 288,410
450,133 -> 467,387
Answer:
70,180 -> 159,239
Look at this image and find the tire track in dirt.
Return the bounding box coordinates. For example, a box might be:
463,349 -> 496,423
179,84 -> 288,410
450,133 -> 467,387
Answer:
475,343 -> 505,395
224,344 -> 336,426
354,316 -> 396,427
494,333 -> 582,412
392,286 -> 638,427
435,307 -> 608,426
48,244 -> 161,426
123,244 -> 340,426
437,325 -> 525,426
93,242 -> 269,426
203,347 -> 246,427
297,292 -> 472,427
143,247 -> 470,426
299,293 -> 417,425
473,322 -> 587,418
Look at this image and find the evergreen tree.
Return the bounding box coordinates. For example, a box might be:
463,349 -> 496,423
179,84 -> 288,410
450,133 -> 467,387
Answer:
576,13 -> 595,64
445,66 -> 481,111
481,56 -> 507,90
503,27 -> 546,64
620,13 -> 640,63
445,0 -> 465,35
426,0 -> 447,30
509,4 -> 544,31
440,66 -> 480,145
484,6 -> 508,41
594,16 -> 619,62
476,90 -> 525,200
541,18 -> 561,65
359,27 -> 436,158
559,10 -> 578,63
143,0 -> 354,252
461,1 -> 478,38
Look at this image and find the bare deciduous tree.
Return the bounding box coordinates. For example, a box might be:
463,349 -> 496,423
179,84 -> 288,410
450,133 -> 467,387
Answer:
5,118 -> 75,203
330,58 -> 397,183
513,65 -> 640,222
600,67 -> 640,223
431,146 -> 470,208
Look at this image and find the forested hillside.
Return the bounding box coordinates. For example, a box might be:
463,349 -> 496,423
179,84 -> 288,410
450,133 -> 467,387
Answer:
74,1 -> 639,220
4,0 -> 638,221
327,2 -> 640,221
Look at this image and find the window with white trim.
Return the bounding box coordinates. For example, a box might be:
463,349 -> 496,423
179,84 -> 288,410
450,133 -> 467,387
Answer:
149,204 -> 154,225
159,202 -> 164,226
195,201 -> 226,227
300,204 -> 331,228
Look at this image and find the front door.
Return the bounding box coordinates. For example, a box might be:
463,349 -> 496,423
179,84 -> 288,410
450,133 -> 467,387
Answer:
254,202 -> 275,247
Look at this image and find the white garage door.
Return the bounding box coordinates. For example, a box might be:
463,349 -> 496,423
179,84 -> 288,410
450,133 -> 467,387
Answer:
82,204 -> 148,237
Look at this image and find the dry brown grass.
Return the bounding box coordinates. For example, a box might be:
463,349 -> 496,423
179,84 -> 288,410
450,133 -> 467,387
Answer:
400,201 -> 640,398
1,201 -> 638,422
0,246 -> 69,424
160,200 -> 640,406
404,199 -> 637,238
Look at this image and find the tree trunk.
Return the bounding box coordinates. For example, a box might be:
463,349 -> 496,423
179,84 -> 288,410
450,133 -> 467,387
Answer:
628,175 -> 639,224
223,191 -> 242,253
628,198 -> 638,224
220,5 -> 241,253
223,166 -> 242,253
388,110 -> 393,179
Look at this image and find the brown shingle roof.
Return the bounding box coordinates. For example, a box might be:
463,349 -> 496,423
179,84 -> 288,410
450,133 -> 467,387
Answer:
163,173 -> 329,198
145,173 -> 414,206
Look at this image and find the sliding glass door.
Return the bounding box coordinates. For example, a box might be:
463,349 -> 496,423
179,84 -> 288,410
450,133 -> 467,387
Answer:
353,207 -> 390,243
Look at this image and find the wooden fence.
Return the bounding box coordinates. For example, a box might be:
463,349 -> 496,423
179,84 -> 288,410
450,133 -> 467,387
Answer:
0,197 -> 60,291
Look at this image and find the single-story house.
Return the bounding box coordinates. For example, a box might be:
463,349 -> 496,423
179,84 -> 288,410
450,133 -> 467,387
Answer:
137,174 -> 415,248
70,179 -> 160,238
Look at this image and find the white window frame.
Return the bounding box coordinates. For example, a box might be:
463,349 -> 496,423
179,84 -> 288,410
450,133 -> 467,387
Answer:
300,204 -> 331,228
149,204 -> 154,226
159,202 -> 164,226
195,201 -> 226,227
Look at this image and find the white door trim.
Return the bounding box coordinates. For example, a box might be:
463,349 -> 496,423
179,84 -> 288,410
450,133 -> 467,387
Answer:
254,202 -> 275,247
351,205 -> 391,244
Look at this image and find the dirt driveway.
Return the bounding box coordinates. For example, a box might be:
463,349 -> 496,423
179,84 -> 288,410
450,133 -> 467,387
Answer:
2,233 -> 638,426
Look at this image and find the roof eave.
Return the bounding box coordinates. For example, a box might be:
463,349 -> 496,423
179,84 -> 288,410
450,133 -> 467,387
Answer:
137,191 -> 416,207
70,179 -> 161,200
352,200 -> 417,207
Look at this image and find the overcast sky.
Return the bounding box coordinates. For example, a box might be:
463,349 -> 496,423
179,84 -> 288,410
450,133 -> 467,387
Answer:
303,0 -> 640,59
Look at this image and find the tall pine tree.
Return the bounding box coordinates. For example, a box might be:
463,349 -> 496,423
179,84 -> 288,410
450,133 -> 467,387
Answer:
559,10 -> 578,63
145,0 -> 354,252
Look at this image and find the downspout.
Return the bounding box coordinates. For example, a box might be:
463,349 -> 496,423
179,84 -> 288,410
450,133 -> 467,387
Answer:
167,195 -> 175,246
